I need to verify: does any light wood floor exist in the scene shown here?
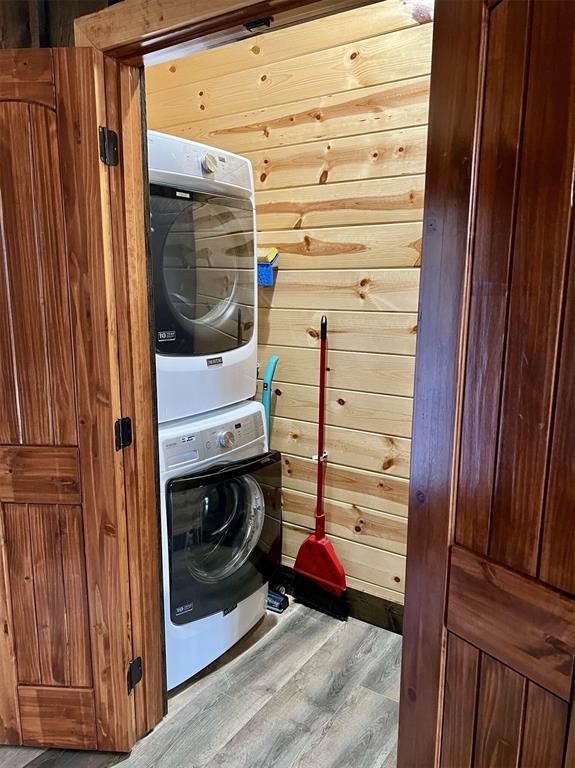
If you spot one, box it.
[0,603,401,768]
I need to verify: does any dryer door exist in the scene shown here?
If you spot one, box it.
[167,452,281,624]
[150,183,255,357]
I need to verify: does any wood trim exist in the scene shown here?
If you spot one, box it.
[0,447,80,505]
[74,0,388,64]
[446,546,575,702]
[18,685,97,750]
[397,2,485,766]
[53,48,136,751]
[103,56,165,739]
[0,51,55,108]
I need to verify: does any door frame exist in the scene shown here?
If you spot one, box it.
[75,0,462,763]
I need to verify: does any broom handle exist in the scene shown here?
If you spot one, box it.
[316,316,328,540]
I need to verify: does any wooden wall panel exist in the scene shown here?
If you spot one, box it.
[247,125,428,190]
[283,488,407,554]
[256,175,425,230]
[258,345,415,397]
[256,223,422,270]
[147,24,433,126]
[257,309,417,355]
[146,1,433,600]
[270,417,411,478]
[283,522,406,593]
[259,269,419,312]
[145,1,432,92]
[281,455,409,518]
[166,77,430,154]
[256,381,413,437]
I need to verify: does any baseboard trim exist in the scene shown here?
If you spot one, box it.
[276,565,403,635]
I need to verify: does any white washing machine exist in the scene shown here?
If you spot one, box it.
[159,399,282,690]
[148,130,258,424]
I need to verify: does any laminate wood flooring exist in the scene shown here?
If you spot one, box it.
[0,603,401,768]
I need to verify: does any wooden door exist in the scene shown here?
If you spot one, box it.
[0,49,161,753]
[399,1,575,766]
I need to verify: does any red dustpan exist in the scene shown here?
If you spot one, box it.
[294,316,347,600]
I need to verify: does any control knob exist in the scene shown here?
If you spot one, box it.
[201,153,218,174]
[218,430,235,449]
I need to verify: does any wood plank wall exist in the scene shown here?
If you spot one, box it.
[145,0,434,604]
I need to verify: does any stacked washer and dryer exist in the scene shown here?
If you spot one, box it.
[148,131,281,691]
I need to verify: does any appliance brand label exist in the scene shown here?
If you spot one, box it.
[175,190,191,199]
[207,356,223,367]
[176,602,194,616]
[158,330,176,342]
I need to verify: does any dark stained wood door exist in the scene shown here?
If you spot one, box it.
[0,49,161,752]
[399,0,575,765]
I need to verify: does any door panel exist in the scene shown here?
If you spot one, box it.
[18,686,97,750]
[442,638,570,768]
[488,0,575,575]
[400,0,575,765]
[521,683,569,768]
[540,230,575,593]
[440,635,479,768]
[0,101,76,446]
[0,48,143,751]
[455,0,530,554]
[447,546,575,701]
[473,655,525,768]
[2,504,92,689]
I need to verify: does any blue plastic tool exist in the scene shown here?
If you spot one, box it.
[262,355,280,441]
[257,251,280,286]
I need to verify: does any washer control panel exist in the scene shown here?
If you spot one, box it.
[163,410,264,470]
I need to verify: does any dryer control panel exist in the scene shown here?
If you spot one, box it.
[163,410,265,471]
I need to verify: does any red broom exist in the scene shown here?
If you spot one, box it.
[294,316,347,616]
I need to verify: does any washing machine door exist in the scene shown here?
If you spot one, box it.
[150,183,255,357]
[167,452,282,624]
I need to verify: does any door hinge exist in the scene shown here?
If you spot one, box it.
[115,417,132,451]
[127,657,143,694]
[99,126,119,166]
[244,16,272,33]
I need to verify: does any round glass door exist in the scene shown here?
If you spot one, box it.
[150,184,255,356]
[171,475,265,584]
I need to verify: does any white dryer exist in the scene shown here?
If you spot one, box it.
[148,131,258,424]
[158,400,282,690]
